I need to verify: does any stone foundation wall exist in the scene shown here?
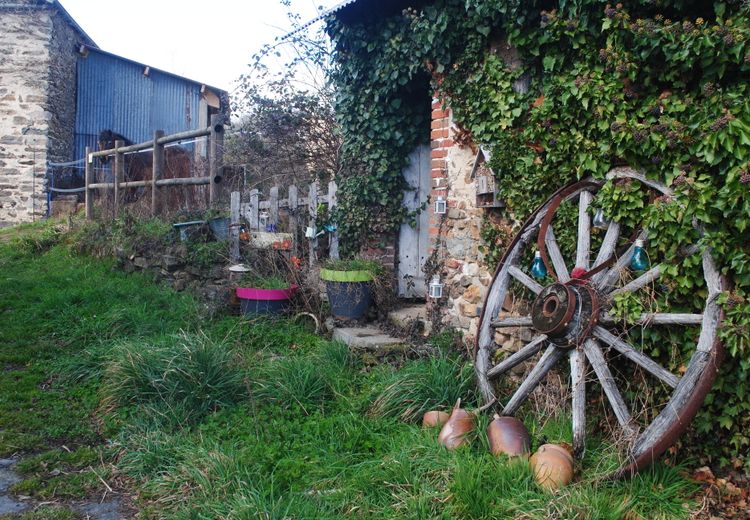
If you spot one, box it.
[0,5,53,225]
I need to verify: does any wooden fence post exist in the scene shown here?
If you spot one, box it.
[269,186,279,229]
[248,189,259,230]
[152,130,164,216]
[328,180,339,260]
[84,146,93,220]
[288,185,298,256]
[208,114,224,207]
[113,139,124,219]
[230,191,241,262]
[308,181,318,268]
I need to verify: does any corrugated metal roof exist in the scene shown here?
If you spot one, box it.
[280,0,359,40]
[74,48,204,160]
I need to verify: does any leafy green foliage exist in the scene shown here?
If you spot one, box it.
[329,0,750,466]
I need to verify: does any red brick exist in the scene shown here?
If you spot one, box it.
[431,149,447,159]
[442,138,455,148]
[428,227,440,236]
[430,130,444,140]
[431,159,446,170]
[432,99,442,110]
[432,109,447,119]
[430,118,447,130]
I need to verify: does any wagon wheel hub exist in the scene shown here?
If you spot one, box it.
[531,281,599,348]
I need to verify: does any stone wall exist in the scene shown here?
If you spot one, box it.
[0,1,82,227]
[0,3,53,225]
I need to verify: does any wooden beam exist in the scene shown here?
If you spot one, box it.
[151,130,164,216]
[113,139,124,219]
[583,339,636,435]
[592,221,620,269]
[596,230,648,290]
[491,316,533,328]
[545,226,570,282]
[599,313,703,326]
[502,345,565,416]
[230,191,240,262]
[508,265,543,294]
[570,348,587,457]
[593,326,679,388]
[208,114,224,206]
[576,190,592,269]
[608,265,662,299]
[84,146,93,220]
[487,335,548,379]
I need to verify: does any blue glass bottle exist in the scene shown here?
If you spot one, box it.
[531,251,548,280]
[630,239,650,271]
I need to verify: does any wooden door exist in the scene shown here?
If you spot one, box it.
[398,145,431,298]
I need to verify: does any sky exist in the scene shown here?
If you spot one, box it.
[58,0,335,96]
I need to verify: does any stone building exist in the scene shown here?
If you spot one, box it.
[0,0,94,225]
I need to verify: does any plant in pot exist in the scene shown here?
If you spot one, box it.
[236,273,298,317]
[205,209,230,241]
[320,258,384,320]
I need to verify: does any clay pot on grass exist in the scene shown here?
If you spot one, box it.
[437,399,475,449]
[487,415,531,457]
[529,443,574,490]
[422,411,450,429]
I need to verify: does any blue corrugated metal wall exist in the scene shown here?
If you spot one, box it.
[74,49,201,161]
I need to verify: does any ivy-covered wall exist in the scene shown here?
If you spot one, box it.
[328,0,750,466]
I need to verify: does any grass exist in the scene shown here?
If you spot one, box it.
[0,219,702,519]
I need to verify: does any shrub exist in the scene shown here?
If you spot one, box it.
[103,332,247,426]
[369,355,477,422]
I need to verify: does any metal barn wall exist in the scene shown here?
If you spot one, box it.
[74,49,202,161]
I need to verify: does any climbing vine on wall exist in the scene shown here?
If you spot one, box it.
[328,0,750,466]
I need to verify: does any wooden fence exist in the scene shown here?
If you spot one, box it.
[228,180,339,265]
[84,114,225,219]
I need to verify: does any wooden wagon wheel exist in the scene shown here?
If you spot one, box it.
[475,167,726,478]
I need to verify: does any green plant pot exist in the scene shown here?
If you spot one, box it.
[320,269,373,320]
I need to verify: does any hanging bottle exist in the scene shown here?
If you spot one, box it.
[593,208,610,230]
[531,251,548,280]
[630,239,650,271]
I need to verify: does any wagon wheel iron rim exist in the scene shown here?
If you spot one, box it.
[474,167,726,479]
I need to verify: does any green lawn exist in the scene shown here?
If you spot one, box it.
[0,220,699,519]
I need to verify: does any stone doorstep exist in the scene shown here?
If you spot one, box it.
[332,326,406,352]
[387,305,433,335]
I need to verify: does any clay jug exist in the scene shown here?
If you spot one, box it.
[437,399,475,449]
[422,410,450,429]
[487,415,531,457]
[529,443,574,490]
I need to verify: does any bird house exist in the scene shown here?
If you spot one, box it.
[471,146,504,208]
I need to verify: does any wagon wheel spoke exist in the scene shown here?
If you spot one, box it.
[592,221,621,270]
[508,265,543,294]
[583,339,637,437]
[544,227,570,282]
[487,335,548,379]
[593,326,679,388]
[570,348,587,457]
[491,316,533,328]
[599,313,703,326]
[502,345,565,416]
[608,265,662,299]
[575,191,592,270]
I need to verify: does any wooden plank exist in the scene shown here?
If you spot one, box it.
[308,181,318,268]
[154,177,211,187]
[606,167,672,196]
[491,316,533,328]
[269,186,279,227]
[599,313,703,326]
[592,221,620,269]
[151,130,164,216]
[583,339,636,435]
[608,265,662,299]
[576,190,592,269]
[593,326,679,388]
[697,249,722,353]
[288,185,299,256]
[230,191,241,262]
[84,146,93,220]
[88,182,115,189]
[508,265,543,294]
[248,189,259,231]
[328,180,339,260]
[487,335,547,379]
[113,139,124,219]
[596,230,648,290]
[208,114,224,205]
[570,348,587,457]
[545,226,570,282]
[502,345,565,416]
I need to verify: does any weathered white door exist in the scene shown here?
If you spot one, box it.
[398,145,431,298]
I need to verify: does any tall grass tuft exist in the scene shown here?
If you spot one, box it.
[103,331,248,426]
[369,355,477,422]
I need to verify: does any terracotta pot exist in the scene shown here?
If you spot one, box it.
[422,410,450,429]
[529,443,574,490]
[487,415,531,457]
[437,399,475,449]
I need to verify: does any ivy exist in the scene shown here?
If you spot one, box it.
[328,0,750,466]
